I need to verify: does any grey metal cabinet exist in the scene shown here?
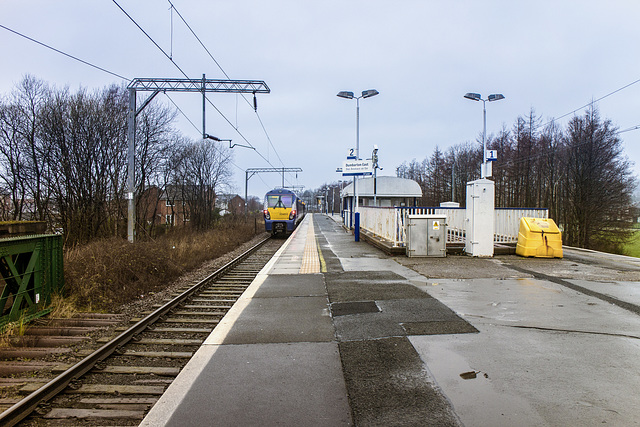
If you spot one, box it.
[406,215,446,257]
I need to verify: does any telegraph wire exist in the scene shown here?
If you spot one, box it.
[472,77,640,170]
[0,24,129,81]
[538,77,640,131]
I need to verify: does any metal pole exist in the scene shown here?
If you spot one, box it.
[374,166,377,206]
[452,159,455,202]
[482,99,486,179]
[244,170,249,216]
[355,97,359,213]
[202,74,206,139]
[127,88,136,243]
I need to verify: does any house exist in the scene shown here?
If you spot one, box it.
[215,194,245,216]
[139,185,190,226]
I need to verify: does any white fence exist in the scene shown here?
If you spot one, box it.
[348,206,549,247]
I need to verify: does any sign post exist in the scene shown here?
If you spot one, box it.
[341,151,372,241]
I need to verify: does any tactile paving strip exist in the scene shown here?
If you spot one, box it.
[299,218,320,274]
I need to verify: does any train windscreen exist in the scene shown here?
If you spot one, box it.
[267,195,293,208]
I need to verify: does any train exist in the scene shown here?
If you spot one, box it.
[263,188,306,235]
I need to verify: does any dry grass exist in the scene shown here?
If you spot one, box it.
[63,216,262,312]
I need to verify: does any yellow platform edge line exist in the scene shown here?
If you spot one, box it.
[317,238,326,273]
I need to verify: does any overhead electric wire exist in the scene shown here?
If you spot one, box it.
[1,13,279,189]
[165,0,287,170]
[164,93,200,132]
[111,0,190,80]
[112,0,295,188]
[0,24,129,81]
[165,92,270,187]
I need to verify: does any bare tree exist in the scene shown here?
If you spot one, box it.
[174,140,234,230]
[562,107,636,250]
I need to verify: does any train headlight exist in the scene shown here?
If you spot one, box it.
[263,209,270,220]
[289,209,296,220]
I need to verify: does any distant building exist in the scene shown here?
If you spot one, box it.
[139,185,189,226]
[215,194,245,216]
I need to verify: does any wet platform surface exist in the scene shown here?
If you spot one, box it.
[142,214,640,427]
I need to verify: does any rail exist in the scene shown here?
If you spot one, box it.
[0,235,272,427]
[352,206,549,247]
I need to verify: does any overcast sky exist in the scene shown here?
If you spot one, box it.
[2,1,640,198]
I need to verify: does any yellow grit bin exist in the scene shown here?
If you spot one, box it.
[515,217,563,258]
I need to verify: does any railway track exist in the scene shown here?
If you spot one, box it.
[1,235,282,426]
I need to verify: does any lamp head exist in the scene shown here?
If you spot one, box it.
[362,89,379,98]
[488,93,505,102]
[337,91,355,99]
[464,92,481,101]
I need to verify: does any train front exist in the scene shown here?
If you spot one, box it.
[263,190,297,235]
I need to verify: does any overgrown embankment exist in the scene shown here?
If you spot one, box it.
[63,217,264,312]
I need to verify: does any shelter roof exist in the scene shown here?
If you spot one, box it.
[340,176,422,198]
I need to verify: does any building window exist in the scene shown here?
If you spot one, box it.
[166,214,174,225]
[166,199,174,207]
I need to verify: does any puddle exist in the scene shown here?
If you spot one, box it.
[460,370,489,380]
[410,336,545,426]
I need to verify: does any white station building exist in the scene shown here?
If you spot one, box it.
[340,176,422,208]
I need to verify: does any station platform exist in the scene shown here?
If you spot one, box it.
[141,213,469,426]
[141,214,640,427]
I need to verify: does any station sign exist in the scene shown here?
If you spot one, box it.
[342,159,373,176]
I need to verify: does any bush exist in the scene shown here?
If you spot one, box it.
[63,216,262,311]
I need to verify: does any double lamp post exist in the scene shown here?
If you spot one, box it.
[337,89,379,241]
[463,92,505,178]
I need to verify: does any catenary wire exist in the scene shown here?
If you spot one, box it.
[1,17,287,190]
[165,92,270,188]
[165,0,287,170]
[112,0,295,187]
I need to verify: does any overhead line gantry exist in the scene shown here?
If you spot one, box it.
[127,76,270,242]
[245,167,303,214]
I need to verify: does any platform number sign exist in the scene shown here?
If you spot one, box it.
[485,150,497,162]
[347,148,357,160]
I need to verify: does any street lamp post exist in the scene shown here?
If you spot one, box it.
[463,93,505,178]
[337,89,379,241]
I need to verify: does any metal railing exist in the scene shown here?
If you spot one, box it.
[495,207,548,243]
[352,206,549,247]
[0,234,64,327]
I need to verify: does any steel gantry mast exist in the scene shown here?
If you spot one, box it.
[126,76,270,242]
[245,167,303,215]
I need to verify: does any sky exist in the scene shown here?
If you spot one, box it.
[2,1,640,199]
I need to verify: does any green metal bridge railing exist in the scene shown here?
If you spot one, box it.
[0,234,64,327]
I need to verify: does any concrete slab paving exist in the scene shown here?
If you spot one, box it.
[143,213,640,427]
[219,295,335,345]
[566,278,640,307]
[252,273,326,298]
[164,342,350,427]
[414,276,640,426]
